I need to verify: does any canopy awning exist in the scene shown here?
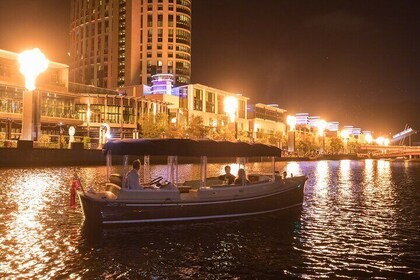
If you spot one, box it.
[103,139,281,157]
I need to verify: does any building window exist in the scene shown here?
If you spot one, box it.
[193,89,203,111]
[168,14,174,27]
[157,14,163,27]
[147,14,153,27]
[206,91,215,113]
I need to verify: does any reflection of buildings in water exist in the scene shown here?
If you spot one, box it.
[285,161,301,178]
[313,160,330,200]
[337,159,352,201]
[1,172,53,276]
[364,159,375,194]
[299,160,401,275]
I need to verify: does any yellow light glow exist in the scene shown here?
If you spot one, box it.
[376,136,385,146]
[170,117,177,124]
[317,119,327,136]
[18,48,49,91]
[86,108,91,120]
[224,96,238,122]
[286,115,296,131]
[365,133,373,144]
[340,130,350,140]
[384,138,390,146]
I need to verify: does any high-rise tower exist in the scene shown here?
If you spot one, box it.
[69,0,191,88]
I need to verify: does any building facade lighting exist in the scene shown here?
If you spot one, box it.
[224,96,238,122]
[18,48,49,91]
[286,115,296,131]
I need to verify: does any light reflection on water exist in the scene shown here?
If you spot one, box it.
[0,160,419,279]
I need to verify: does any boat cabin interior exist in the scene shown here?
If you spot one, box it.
[83,139,298,203]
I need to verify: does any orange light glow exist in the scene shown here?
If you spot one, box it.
[340,130,350,140]
[286,115,296,131]
[224,96,238,122]
[317,119,327,136]
[18,48,49,91]
[365,133,373,144]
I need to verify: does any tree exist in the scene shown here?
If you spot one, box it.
[328,137,344,154]
[165,123,185,138]
[186,115,209,139]
[268,131,283,147]
[210,125,235,141]
[140,113,168,138]
[348,140,361,154]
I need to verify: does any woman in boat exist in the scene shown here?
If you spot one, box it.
[234,168,250,185]
[125,159,143,189]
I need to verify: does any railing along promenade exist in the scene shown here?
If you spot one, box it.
[360,145,420,158]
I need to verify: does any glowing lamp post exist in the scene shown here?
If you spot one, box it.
[224,96,238,139]
[317,119,327,154]
[18,48,49,141]
[286,115,296,153]
[365,133,373,144]
[375,136,385,146]
[340,130,350,154]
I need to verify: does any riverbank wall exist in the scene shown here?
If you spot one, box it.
[0,147,371,168]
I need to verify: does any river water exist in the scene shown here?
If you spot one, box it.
[0,160,419,279]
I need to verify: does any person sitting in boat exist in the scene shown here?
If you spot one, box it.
[234,168,250,185]
[218,165,236,184]
[125,159,143,189]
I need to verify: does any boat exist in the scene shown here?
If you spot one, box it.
[77,139,307,226]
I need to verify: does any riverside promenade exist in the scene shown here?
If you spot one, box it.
[0,145,366,168]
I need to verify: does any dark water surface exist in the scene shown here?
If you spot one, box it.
[0,160,419,279]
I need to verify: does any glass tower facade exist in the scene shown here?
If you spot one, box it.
[69,0,192,88]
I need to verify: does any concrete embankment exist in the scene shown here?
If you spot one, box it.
[0,148,106,167]
[0,147,317,168]
[0,147,370,168]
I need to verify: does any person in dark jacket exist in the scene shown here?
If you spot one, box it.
[218,165,236,184]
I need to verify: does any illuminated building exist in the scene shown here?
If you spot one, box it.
[295,113,309,126]
[0,49,167,142]
[69,0,191,88]
[248,103,287,141]
[308,116,320,128]
[328,121,339,132]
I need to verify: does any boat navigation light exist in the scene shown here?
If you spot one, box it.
[18,48,49,91]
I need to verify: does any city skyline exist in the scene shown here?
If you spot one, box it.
[0,0,418,137]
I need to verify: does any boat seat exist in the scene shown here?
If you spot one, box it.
[109,173,123,187]
[117,188,181,202]
[183,177,223,188]
[198,185,246,199]
[105,183,121,196]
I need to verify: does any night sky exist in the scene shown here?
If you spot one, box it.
[0,0,418,138]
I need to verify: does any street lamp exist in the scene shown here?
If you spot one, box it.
[18,48,49,141]
[286,115,296,153]
[224,96,238,139]
[317,119,327,154]
[86,105,91,138]
[340,130,350,154]
[365,133,373,144]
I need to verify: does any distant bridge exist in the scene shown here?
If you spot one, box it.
[360,145,420,159]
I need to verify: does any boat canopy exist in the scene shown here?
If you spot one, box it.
[103,139,281,157]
